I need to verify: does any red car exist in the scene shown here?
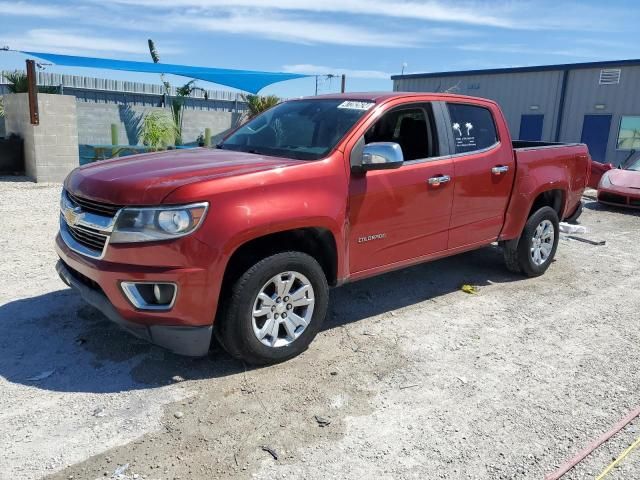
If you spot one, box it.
[55,92,590,364]
[588,160,614,189]
[597,152,640,208]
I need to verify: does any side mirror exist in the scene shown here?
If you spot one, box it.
[359,142,404,171]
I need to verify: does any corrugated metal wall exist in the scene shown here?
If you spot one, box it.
[561,66,640,166]
[393,65,640,166]
[394,71,564,142]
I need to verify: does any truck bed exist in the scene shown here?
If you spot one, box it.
[512,140,584,150]
[499,142,591,241]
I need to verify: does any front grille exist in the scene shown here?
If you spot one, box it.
[66,191,123,217]
[66,223,108,252]
[599,192,627,205]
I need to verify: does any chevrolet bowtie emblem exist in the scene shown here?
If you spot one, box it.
[63,206,82,226]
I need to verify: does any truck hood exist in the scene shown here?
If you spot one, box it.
[65,148,305,205]
[606,168,640,189]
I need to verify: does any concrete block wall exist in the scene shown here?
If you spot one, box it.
[75,103,240,145]
[4,93,79,182]
[181,109,240,144]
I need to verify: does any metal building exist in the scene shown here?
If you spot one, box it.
[392,59,640,166]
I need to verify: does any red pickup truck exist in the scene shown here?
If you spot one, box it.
[56,93,590,364]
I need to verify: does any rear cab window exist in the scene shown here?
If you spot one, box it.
[446,103,498,154]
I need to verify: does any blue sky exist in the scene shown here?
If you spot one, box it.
[0,0,637,97]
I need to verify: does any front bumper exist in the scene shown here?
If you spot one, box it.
[597,186,640,209]
[56,260,212,356]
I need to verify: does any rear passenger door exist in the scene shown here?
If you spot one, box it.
[444,102,515,249]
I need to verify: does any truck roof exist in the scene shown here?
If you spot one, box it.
[298,91,495,104]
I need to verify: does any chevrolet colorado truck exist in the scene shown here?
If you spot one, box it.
[56,93,591,364]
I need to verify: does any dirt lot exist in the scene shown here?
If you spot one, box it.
[1,178,639,480]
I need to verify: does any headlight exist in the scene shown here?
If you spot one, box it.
[110,202,208,243]
[599,173,611,188]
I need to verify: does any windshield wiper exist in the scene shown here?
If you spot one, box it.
[216,144,263,155]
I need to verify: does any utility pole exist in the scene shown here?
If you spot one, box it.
[341,74,346,93]
[315,74,344,95]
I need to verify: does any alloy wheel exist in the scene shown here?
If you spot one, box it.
[531,219,554,266]
[251,271,315,348]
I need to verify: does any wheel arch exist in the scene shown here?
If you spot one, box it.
[499,185,567,242]
[221,227,339,294]
[528,188,566,219]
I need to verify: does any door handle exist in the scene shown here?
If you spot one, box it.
[427,175,451,186]
[491,165,509,175]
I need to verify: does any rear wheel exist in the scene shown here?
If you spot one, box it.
[503,206,559,277]
[565,200,583,224]
[217,251,329,365]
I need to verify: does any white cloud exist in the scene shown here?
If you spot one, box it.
[108,0,628,32]
[0,1,69,17]
[1,29,180,57]
[283,64,392,79]
[112,0,515,28]
[174,11,418,47]
[457,43,596,58]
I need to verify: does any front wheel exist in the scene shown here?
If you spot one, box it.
[216,252,329,365]
[503,206,560,277]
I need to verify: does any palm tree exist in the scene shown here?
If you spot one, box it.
[147,39,208,145]
[240,94,280,123]
[3,71,58,94]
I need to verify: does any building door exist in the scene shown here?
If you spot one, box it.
[581,115,612,163]
[519,114,544,141]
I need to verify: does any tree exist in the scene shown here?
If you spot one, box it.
[147,39,208,145]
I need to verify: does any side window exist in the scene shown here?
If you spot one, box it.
[364,105,438,161]
[447,103,498,154]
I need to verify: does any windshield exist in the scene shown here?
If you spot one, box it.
[624,152,640,171]
[219,99,375,160]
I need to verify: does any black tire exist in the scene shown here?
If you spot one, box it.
[564,200,584,224]
[503,206,560,277]
[502,239,521,274]
[216,251,329,365]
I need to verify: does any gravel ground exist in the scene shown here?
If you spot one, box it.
[1,179,639,480]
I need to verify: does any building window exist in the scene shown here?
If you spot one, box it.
[617,116,640,150]
[446,103,498,154]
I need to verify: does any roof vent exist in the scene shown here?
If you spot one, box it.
[599,69,621,85]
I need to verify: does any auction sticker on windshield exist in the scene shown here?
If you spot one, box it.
[337,101,375,111]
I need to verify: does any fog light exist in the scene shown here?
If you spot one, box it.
[153,284,174,304]
[121,282,177,310]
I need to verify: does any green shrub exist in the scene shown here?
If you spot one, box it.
[3,71,58,94]
[139,111,177,151]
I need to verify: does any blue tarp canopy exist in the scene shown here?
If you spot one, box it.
[20,51,308,93]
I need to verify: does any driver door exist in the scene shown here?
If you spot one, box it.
[348,103,454,275]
